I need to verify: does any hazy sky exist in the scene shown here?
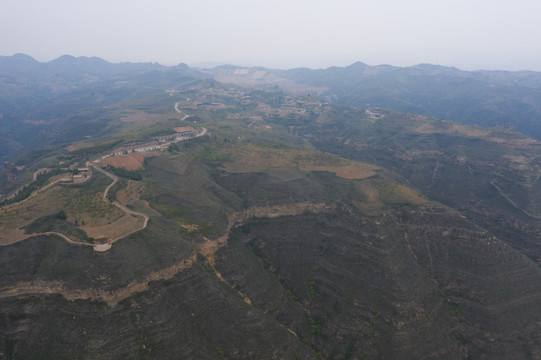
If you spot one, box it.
[2,0,541,71]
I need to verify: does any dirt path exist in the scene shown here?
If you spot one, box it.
[1,174,71,210]
[1,167,149,251]
[490,179,541,219]
[0,251,197,307]
[91,165,150,246]
[2,121,206,251]
[197,127,207,137]
[174,102,192,121]
[0,231,95,248]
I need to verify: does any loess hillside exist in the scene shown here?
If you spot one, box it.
[0,74,540,359]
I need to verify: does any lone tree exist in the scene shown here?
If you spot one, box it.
[57,209,67,220]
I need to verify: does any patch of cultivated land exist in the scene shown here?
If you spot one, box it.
[82,213,145,240]
[414,121,491,137]
[354,180,428,216]
[115,180,146,205]
[66,192,123,226]
[219,144,378,179]
[297,160,377,180]
[0,174,141,244]
[412,118,541,148]
[101,151,161,170]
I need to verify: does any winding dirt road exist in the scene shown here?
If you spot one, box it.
[1,166,150,252]
[90,165,150,249]
[1,174,72,210]
[174,101,190,118]
[0,202,335,306]
[1,231,95,248]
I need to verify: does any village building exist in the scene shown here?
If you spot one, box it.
[73,167,93,183]
[174,126,197,138]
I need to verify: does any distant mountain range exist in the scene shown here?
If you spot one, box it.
[0,53,193,77]
[2,53,541,166]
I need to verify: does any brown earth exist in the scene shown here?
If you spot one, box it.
[221,146,378,180]
[101,152,160,170]
[115,180,146,205]
[49,173,71,183]
[0,251,198,307]
[115,180,158,215]
[354,182,384,215]
[413,120,541,148]
[0,186,81,244]
[0,172,138,245]
[223,147,294,172]
[414,121,490,137]
[82,213,144,240]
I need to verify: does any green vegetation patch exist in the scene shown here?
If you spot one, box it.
[0,169,64,206]
[106,165,143,180]
[66,192,122,226]
[196,140,378,180]
[70,140,122,156]
[379,183,427,205]
[23,211,94,243]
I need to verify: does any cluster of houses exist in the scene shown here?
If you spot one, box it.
[366,109,384,119]
[59,167,93,184]
[98,126,200,162]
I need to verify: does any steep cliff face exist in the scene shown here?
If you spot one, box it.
[0,263,317,359]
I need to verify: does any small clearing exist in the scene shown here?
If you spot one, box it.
[354,182,384,216]
[219,145,378,180]
[413,120,541,149]
[82,213,144,240]
[116,180,146,205]
[298,163,376,180]
[101,151,160,170]
[0,173,138,245]
[414,121,490,138]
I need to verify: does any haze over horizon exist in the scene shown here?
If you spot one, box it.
[2,0,541,72]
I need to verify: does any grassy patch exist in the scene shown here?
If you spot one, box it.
[106,165,143,180]
[0,169,64,206]
[201,141,378,180]
[379,183,426,205]
[24,212,94,243]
